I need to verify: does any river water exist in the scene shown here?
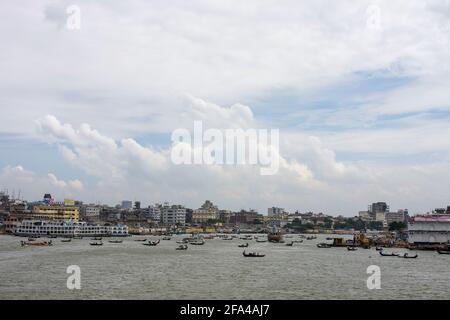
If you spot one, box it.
[0,234,449,299]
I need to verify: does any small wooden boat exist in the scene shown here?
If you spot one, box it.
[401,253,418,259]
[108,240,123,244]
[379,251,399,257]
[256,238,267,243]
[347,246,358,251]
[91,237,102,241]
[238,243,249,248]
[49,235,58,239]
[317,243,332,248]
[134,238,147,242]
[242,250,265,257]
[286,242,294,247]
[293,240,303,243]
[306,236,317,240]
[162,236,171,240]
[326,237,333,241]
[28,237,37,241]
[437,249,450,255]
[176,244,188,250]
[61,239,72,243]
[143,240,160,246]
[73,235,83,239]
[89,241,103,246]
[376,247,383,251]
[21,240,52,247]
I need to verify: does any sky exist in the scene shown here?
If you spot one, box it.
[1,0,450,216]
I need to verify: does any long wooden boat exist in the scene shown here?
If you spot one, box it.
[238,243,249,248]
[21,240,53,247]
[89,241,103,246]
[437,249,450,255]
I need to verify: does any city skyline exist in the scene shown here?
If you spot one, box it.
[2,1,450,216]
[2,190,447,218]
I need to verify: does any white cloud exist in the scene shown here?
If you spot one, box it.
[1,1,450,213]
[0,166,84,201]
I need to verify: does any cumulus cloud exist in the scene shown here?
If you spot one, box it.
[1,1,450,213]
[0,166,84,201]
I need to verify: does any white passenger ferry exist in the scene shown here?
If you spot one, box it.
[14,220,128,237]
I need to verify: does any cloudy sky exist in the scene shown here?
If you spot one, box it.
[1,0,450,215]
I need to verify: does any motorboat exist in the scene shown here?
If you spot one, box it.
[242,250,265,257]
[143,239,160,246]
[401,253,418,259]
[379,251,399,257]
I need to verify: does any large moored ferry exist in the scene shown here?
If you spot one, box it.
[14,220,128,237]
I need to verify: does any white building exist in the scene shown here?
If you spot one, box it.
[83,205,101,218]
[161,203,186,225]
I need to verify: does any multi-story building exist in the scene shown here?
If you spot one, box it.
[230,210,262,225]
[121,200,132,210]
[267,207,285,217]
[358,211,371,221]
[369,202,389,214]
[147,204,162,222]
[218,210,232,224]
[386,209,407,225]
[192,200,219,223]
[32,205,79,222]
[83,205,101,217]
[161,203,186,226]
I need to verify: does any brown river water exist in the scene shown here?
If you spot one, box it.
[0,234,449,299]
